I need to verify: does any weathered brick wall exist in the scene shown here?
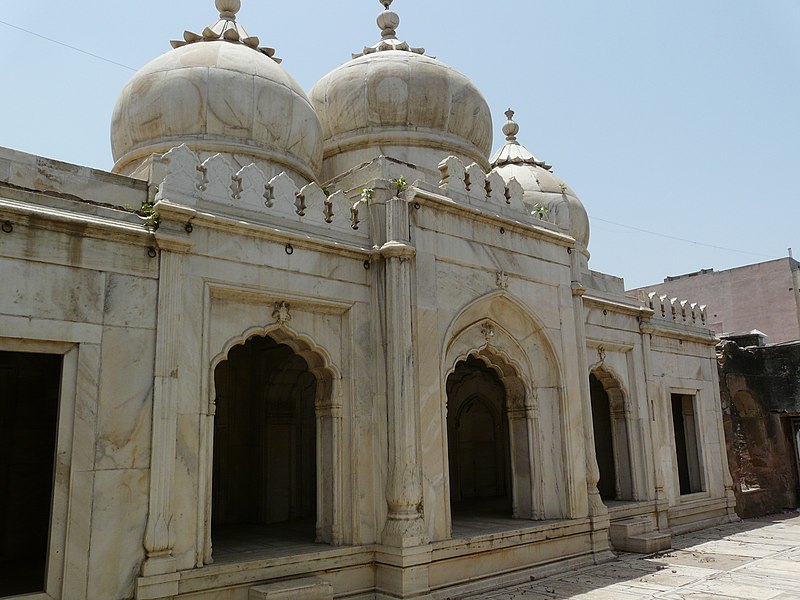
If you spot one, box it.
[717,339,800,517]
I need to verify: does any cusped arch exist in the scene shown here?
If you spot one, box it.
[205,322,344,560]
[588,362,636,501]
[210,323,341,411]
[441,292,565,522]
[446,340,531,411]
[589,363,628,413]
[442,291,564,390]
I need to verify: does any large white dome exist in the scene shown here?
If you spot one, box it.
[309,2,492,181]
[111,1,323,183]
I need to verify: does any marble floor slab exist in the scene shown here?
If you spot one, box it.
[469,512,800,599]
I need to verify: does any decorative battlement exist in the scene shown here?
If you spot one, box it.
[152,145,365,235]
[438,156,527,215]
[644,291,708,327]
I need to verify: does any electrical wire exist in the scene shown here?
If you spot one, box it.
[592,216,777,259]
[0,20,786,266]
[0,19,136,72]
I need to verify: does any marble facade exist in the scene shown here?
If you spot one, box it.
[0,1,737,599]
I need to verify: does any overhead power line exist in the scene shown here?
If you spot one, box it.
[592,216,776,260]
[0,19,136,72]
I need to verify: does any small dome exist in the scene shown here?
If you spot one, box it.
[491,110,590,249]
[111,2,322,182]
[309,1,492,181]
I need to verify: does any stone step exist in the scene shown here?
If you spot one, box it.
[250,577,333,600]
[619,531,673,554]
[609,517,653,539]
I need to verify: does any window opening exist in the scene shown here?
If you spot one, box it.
[0,351,62,597]
[671,393,703,494]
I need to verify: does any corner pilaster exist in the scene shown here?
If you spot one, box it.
[141,205,194,579]
[379,189,428,549]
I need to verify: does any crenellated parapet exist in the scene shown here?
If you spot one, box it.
[438,156,527,216]
[645,292,708,327]
[152,144,366,235]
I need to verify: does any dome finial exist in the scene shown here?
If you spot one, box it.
[216,0,241,20]
[491,108,553,170]
[376,0,400,40]
[354,0,424,58]
[502,109,520,141]
[171,0,281,62]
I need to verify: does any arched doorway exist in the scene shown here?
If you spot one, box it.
[446,356,512,517]
[212,334,318,551]
[589,371,633,502]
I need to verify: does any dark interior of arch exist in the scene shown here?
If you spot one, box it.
[590,373,617,501]
[446,356,511,517]
[212,335,317,549]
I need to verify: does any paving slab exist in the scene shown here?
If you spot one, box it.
[471,512,800,600]
[645,549,752,571]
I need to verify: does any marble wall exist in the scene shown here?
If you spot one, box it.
[0,149,737,599]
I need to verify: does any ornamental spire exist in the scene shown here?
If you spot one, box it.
[353,0,425,59]
[490,109,553,171]
[170,0,281,63]
[503,109,520,142]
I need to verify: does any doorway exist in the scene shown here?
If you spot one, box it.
[212,335,317,553]
[0,351,62,597]
[446,357,511,517]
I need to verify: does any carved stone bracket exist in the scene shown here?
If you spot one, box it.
[272,301,292,326]
[571,281,586,297]
[496,270,509,290]
[481,321,496,345]
[380,240,416,261]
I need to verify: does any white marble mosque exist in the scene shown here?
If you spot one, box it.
[0,1,738,598]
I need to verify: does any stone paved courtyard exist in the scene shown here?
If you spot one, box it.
[466,513,800,599]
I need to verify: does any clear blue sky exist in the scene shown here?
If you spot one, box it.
[1,0,798,289]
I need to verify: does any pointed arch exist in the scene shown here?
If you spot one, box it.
[210,323,341,410]
[204,324,343,565]
[442,290,564,391]
[589,362,628,415]
[589,364,634,502]
[445,332,533,412]
[440,292,566,527]
[446,357,510,509]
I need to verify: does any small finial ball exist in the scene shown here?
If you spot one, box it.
[381,0,394,8]
[502,109,520,138]
[216,0,241,16]
[377,10,401,33]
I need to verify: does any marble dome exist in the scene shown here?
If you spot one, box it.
[309,1,493,181]
[111,0,323,182]
[491,111,590,249]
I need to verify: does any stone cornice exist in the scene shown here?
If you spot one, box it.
[156,200,374,260]
[640,319,718,346]
[410,186,577,249]
[0,196,154,247]
[583,293,654,317]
